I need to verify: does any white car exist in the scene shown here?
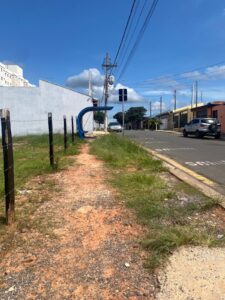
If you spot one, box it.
[108,122,122,132]
[183,118,221,139]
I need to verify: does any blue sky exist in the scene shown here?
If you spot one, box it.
[1,0,225,119]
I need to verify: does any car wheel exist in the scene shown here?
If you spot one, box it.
[195,130,203,138]
[215,133,221,139]
[183,130,188,137]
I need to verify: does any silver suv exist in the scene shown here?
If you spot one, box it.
[183,118,221,139]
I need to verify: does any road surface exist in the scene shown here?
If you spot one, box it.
[125,130,225,187]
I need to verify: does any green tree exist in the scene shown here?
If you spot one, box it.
[126,107,147,129]
[94,111,105,128]
[148,118,161,130]
[113,112,127,125]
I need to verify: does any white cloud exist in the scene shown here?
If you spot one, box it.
[142,89,173,96]
[66,68,104,89]
[109,83,144,103]
[65,68,143,102]
[151,101,166,111]
[180,65,225,81]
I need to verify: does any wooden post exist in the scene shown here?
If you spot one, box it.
[1,110,15,225]
[71,116,75,144]
[63,115,67,150]
[48,113,54,166]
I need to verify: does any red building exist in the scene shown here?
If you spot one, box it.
[191,101,225,133]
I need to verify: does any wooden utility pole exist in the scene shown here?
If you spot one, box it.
[102,53,117,131]
[149,101,152,118]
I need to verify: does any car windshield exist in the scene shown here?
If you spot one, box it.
[201,119,216,124]
[109,122,120,126]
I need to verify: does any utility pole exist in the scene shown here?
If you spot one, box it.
[195,80,198,108]
[102,53,117,132]
[88,70,95,130]
[174,90,177,111]
[191,83,194,108]
[160,96,162,114]
[148,101,152,130]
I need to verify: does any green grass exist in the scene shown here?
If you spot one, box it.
[0,134,84,225]
[91,134,225,269]
[90,133,165,171]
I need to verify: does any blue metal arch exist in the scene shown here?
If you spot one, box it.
[77,106,113,138]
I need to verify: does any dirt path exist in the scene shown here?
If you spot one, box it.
[0,144,156,299]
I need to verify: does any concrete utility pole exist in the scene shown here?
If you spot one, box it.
[160,96,162,114]
[191,83,195,108]
[102,53,117,132]
[148,101,152,130]
[174,90,177,111]
[195,80,198,108]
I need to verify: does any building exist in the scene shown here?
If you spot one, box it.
[173,103,204,130]
[0,62,32,87]
[155,111,173,130]
[191,101,225,133]
[0,80,94,136]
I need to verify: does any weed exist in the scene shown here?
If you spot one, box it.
[91,134,224,270]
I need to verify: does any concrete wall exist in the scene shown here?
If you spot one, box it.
[0,80,93,136]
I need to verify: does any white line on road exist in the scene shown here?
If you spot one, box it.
[155,147,195,152]
[185,160,225,167]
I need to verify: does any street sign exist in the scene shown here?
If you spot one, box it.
[119,89,128,102]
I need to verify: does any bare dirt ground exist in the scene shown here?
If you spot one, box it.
[0,144,156,300]
[157,246,225,300]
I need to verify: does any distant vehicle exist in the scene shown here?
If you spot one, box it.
[108,122,122,132]
[183,118,221,139]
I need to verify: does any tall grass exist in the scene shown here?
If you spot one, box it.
[91,134,224,269]
[0,134,84,224]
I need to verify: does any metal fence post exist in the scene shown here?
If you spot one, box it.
[48,113,54,166]
[1,110,15,225]
[71,116,75,144]
[63,115,67,150]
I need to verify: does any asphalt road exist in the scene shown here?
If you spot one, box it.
[125,130,225,187]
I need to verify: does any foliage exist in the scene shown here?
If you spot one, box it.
[94,111,105,126]
[114,106,147,129]
[91,134,224,269]
[126,106,147,123]
[148,118,161,130]
[113,112,127,125]
[0,134,84,224]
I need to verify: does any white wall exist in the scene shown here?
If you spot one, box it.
[0,80,93,136]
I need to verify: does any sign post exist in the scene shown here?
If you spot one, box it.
[119,89,127,136]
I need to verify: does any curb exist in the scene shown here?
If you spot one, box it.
[142,146,225,209]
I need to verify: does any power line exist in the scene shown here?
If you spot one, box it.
[111,0,138,72]
[117,0,160,82]
[115,0,148,78]
[124,59,225,87]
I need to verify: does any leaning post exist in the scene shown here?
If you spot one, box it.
[1,109,15,225]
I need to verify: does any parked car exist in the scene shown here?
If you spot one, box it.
[108,122,122,132]
[183,118,221,139]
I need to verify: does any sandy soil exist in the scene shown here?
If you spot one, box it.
[157,246,225,300]
[0,144,156,299]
